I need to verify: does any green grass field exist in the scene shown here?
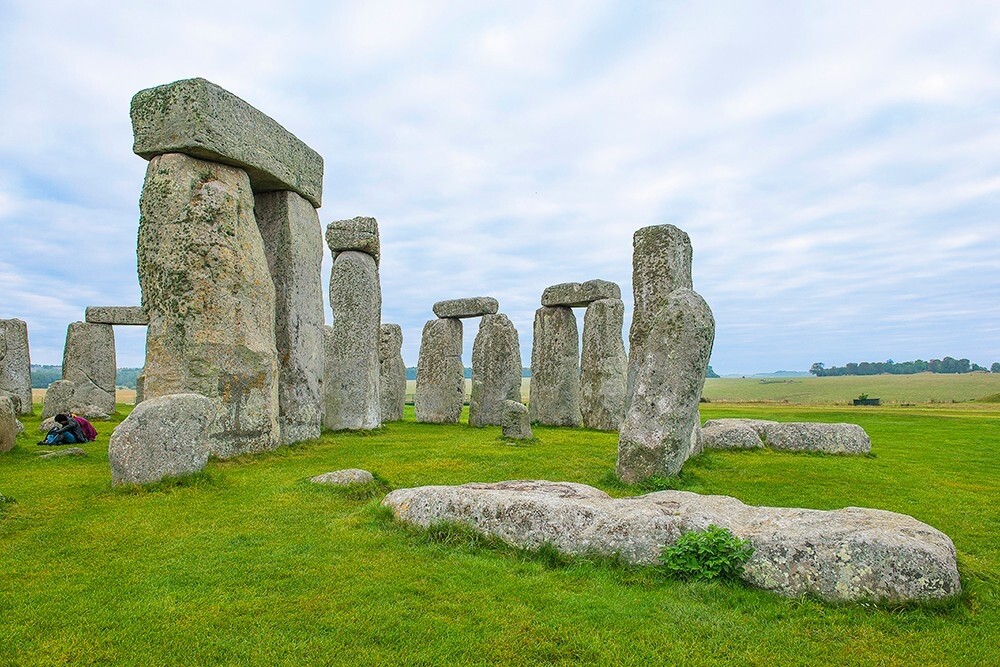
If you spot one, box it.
[2,401,998,666]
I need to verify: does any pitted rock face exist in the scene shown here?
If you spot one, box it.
[541,279,621,307]
[414,318,464,424]
[46,322,116,419]
[528,306,581,427]
[432,297,499,319]
[0,318,33,416]
[469,314,522,427]
[580,298,627,431]
[379,324,406,423]
[500,400,532,440]
[310,469,375,486]
[326,217,380,265]
[383,480,962,603]
[700,422,765,450]
[700,418,871,454]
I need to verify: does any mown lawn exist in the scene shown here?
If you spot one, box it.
[1,402,998,666]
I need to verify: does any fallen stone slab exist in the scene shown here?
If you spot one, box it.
[541,279,621,307]
[310,469,375,486]
[38,447,86,460]
[699,422,764,450]
[701,418,871,454]
[383,480,961,603]
[326,216,380,265]
[433,297,498,319]
[85,306,149,326]
[131,77,324,207]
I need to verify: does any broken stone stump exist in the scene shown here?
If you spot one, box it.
[414,318,464,424]
[109,393,216,486]
[41,322,116,419]
[255,190,324,444]
[310,469,375,486]
[580,297,627,431]
[617,288,715,482]
[326,216,380,266]
[528,306,581,427]
[432,297,499,319]
[469,314,522,427]
[379,324,406,423]
[0,395,16,453]
[0,318,34,416]
[137,152,280,458]
[325,250,381,430]
[500,400,532,440]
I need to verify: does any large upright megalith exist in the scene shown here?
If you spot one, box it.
[138,153,280,457]
[580,298,627,431]
[0,318,32,416]
[414,318,464,424]
[469,314,522,427]
[528,306,581,426]
[256,190,324,444]
[0,395,16,453]
[325,240,381,431]
[379,324,406,423]
[43,322,116,419]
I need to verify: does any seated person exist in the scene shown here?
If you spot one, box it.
[38,413,88,446]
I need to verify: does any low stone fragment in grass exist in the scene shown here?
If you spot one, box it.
[310,469,375,486]
[38,447,86,460]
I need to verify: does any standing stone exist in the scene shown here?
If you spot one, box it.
[255,190,324,444]
[108,393,216,486]
[326,217,380,266]
[500,400,532,440]
[325,250,381,430]
[627,225,693,404]
[42,322,116,419]
[0,319,32,416]
[414,318,464,424]
[378,324,406,423]
[580,298,627,431]
[618,288,715,482]
[469,314,522,427]
[134,373,145,405]
[528,307,581,427]
[138,152,280,458]
[0,395,16,453]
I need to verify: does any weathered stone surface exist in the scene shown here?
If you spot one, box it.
[325,251,381,430]
[0,395,16,453]
[379,324,406,423]
[580,298,627,431]
[700,422,764,450]
[38,416,58,433]
[528,306,581,427]
[618,288,714,482]
[326,217,380,265]
[432,297,498,319]
[469,314,522,427]
[50,322,116,419]
[109,393,216,486]
[15,419,24,435]
[42,380,76,420]
[501,400,532,440]
[256,190,324,445]
[38,447,86,460]
[138,153,280,458]
[541,279,621,307]
[700,418,777,436]
[384,480,961,602]
[0,318,33,416]
[627,225,693,403]
[701,418,871,454]
[414,318,464,424]
[131,78,324,207]
[85,306,148,326]
[310,469,375,486]
[134,373,145,405]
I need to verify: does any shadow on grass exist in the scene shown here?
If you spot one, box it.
[108,470,223,496]
[300,472,393,501]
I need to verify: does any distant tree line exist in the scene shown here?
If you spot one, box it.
[809,358,996,377]
[30,365,143,389]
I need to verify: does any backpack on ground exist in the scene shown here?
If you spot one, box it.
[72,415,98,442]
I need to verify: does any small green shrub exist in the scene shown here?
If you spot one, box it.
[658,525,754,582]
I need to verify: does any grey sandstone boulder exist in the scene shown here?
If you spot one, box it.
[501,400,532,440]
[432,297,499,319]
[699,422,764,450]
[414,318,465,424]
[700,418,871,454]
[541,279,621,307]
[379,324,406,423]
[383,480,961,603]
[42,380,77,420]
[310,469,375,486]
[85,306,148,326]
[108,393,216,486]
[701,418,776,437]
[326,217,380,265]
[469,314,522,427]
[579,298,627,431]
[528,306,581,427]
[617,288,714,482]
[256,190,324,445]
[138,152,280,458]
[38,416,58,433]
[131,78,324,207]
[325,250,381,430]
[0,318,33,416]
[0,395,16,453]
[50,322,116,419]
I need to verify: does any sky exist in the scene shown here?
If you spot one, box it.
[1,1,998,374]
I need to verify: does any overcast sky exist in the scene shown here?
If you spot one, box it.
[1,1,998,374]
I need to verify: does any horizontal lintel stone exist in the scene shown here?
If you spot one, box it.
[541,279,621,307]
[326,216,380,265]
[85,306,149,326]
[433,297,499,319]
[131,77,324,208]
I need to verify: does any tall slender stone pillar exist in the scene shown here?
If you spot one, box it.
[42,321,116,419]
[414,318,464,424]
[379,324,406,423]
[469,314,522,427]
[580,298,627,430]
[0,318,33,416]
[528,306,581,426]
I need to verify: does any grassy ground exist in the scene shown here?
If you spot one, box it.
[2,402,998,666]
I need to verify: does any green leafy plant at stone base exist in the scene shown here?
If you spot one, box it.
[658,525,754,581]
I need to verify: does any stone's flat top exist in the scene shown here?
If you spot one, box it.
[310,469,375,486]
[131,77,324,207]
[85,306,149,326]
[541,280,621,307]
[326,217,380,265]
[433,297,499,319]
